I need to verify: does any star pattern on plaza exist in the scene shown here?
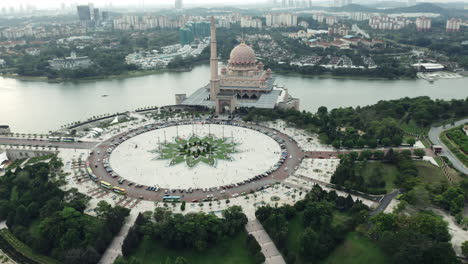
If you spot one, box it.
[150,136,238,167]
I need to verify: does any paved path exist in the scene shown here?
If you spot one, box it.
[370,189,401,216]
[245,218,286,264]
[0,221,6,229]
[98,214,137,264]
[428,118,468,174]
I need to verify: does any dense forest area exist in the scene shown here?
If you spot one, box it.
[0,160,129,264]
[242,96,468,148]
[256,184,369,263]
[117,206,264,264]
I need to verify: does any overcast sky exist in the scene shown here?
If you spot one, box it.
[4,0,261,8]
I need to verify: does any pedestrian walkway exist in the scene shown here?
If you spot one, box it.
[245,218,286,264]
[98,214,137,264]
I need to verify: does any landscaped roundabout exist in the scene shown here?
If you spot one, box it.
[153,135,237,167]
[88,120,303,201]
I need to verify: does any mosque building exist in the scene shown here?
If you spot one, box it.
[179,17,299,114]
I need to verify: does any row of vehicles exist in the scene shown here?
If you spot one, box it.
[48,136,75,142]
[100,181,127,195]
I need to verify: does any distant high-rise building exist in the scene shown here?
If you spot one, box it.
[94,8,100,21]
[77,5,91,21]
[415,16,431,32]
[102,11,110,21]
[175,0,183,10]
[446,18,461,32]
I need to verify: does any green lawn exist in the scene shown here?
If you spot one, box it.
[359,162,398,193]
[359,161,447,193]
[414,161,447,184]
[399,120,429,136]
[285,212,304,256]
[129,231,256,264]
[321,232,389,264]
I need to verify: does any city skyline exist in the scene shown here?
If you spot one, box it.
[4,0,468,9]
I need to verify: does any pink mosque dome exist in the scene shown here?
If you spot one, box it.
[229,43,257,65]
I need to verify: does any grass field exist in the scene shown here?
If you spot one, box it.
[358,161,448,193]
[359,162,398,193]
[321,232,389,264]
[414,161,448,184]
[399,120,429,136]
[129,231,256,264]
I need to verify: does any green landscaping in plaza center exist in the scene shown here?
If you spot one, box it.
[150,135,238,167]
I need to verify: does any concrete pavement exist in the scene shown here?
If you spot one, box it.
[98,214,137,264]
[428,118,468,175]
[245,218,286,264]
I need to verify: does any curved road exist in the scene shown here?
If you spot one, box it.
[428,118,468,175]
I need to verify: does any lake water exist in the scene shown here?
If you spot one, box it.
[0,64,466,133]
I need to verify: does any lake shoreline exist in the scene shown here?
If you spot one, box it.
[1,64,420,83]
[0,68,193,83]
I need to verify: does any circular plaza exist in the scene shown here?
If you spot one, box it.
[108,123,282,189]
[87,119,303,201]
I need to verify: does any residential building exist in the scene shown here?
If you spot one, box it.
[446,18,461,32]
[416,16,431,32]
[241,16,263,29]
[265,13,297,27]
[326,16,338,26]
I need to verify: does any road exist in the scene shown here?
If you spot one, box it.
[0,137,97,149]
[428,118,468,175]
[370,189,401,216]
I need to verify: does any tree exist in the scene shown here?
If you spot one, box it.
[122,227,140,256]
[413,149,425,159]
[382,137,392,147]
[405,185,430,209]
[174,257,189,264]
[407,138,416,146]
[222,206,248,236]
[299,227,319,260]
[462,241,468,257]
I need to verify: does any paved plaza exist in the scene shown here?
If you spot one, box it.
[295,158,340,183]
[109,124,282,189]
[265,120,335,151]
